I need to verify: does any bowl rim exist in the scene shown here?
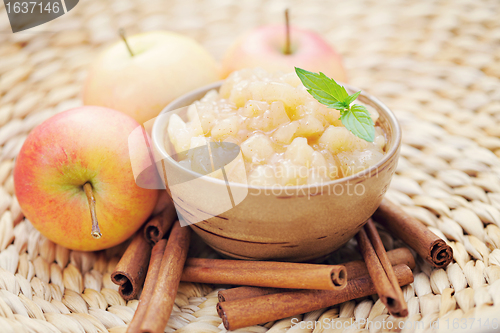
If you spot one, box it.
[152,80,401,191]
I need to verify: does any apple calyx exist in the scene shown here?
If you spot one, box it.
[284,9,291,55]
[119,28,135,57]
[83,182,102,239]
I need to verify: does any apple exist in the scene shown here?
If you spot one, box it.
[221,25,347,82]
[13,106,158,251]
[83,31,220,125]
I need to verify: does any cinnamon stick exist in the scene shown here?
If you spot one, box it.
[182,266,347,290]
[356,219,407,317]
[140,221,191,333]
[217,247,415,302]
[111,227,152,300]
[185,257,341,271]
[373,198,453,268]
[217,264,414,330]
[127,239,167,333]
[183,258,346,290]
[344,247,415,278]
[152,190,172,215]
[219,287,281,303]
[143,202,177,245]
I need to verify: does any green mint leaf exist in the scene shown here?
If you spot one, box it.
[295,67,348,106]
[344,91,361,106]
[330,101,349,111]
[341,104,375,142]
[295,67,375,142]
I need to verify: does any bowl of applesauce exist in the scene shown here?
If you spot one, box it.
[152,68,401,261]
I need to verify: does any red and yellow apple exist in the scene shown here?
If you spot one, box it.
[13,106,158,251]
[221,25,347,81]
[83,31,220,125]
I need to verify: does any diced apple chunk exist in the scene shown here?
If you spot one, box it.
[241,100,268,117]
[248,165,277,187]
[211,116,240,141]
[366,104,380,123]
[229,81,251,107]
[325,109,342,126]
[187,104,198,122]
[199,112,216,134]
[188,120,204,138]
[311,151,327,169]
[296,115,324,138]
[373,127,386,151]
[285,137,314,167]
[318,126,368,154]
[201,89,219,102]
[210,152,247,184]
[189,140,212,175]
[319,150,342,180]
[168,114,192,154]
[250,101,290,132]
[190,136,206,149]
[279,72,302,87]
[250,81,305,110]
[224,153,248,184]
[272,121,299,144]
[168,113,186,132]
[308,151,330,184]
[269,101,290,128]
[185,105,205,136]
[337,150,384,176]
[275,160,308,186]
[241,134,274,163]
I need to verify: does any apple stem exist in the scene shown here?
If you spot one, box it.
[119,28,134,57]
[284,8,291,55]
[83,182,102,239]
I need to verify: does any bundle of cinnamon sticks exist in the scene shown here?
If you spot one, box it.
[112,198,453,333]
[111,203,177,300]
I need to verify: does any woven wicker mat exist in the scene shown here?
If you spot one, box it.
[1,0,500,332]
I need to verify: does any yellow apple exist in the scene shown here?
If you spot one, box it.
[83,31,220,125]
[221,25,347,82]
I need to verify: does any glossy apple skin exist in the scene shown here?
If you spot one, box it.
[222,25,347,82]
[13,107,158,251]
[83,31,220,125]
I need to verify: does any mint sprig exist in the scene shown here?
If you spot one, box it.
[295,67,375,142]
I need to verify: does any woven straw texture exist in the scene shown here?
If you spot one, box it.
[1,0,500,332]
